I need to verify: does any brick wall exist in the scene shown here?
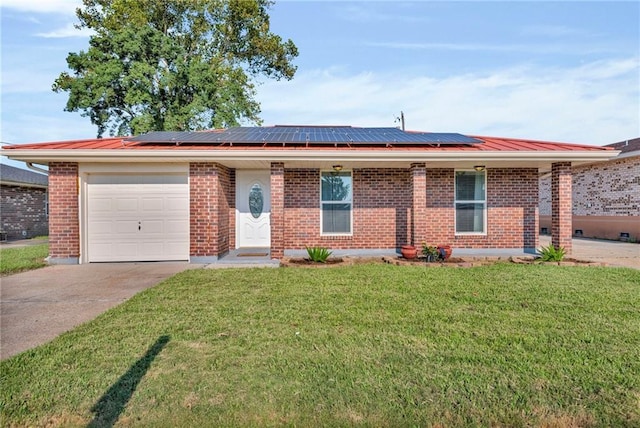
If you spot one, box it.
[282,167,538,251]
[426,168,538,249]
[48,162,79,261]
[228,169,236,250]
[1,184,48,240]
[217,165,232,255]
[540,156,639,216]
[540,155,639,240]
[410,163,427,246]
[284,168,411,249]
[189,162,232,259]
[271,163,285,258]
[425,169,455,245]
[551,162,572,252]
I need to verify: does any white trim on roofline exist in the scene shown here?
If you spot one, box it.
[2,148,620,165]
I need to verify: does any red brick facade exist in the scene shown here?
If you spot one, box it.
[283,168,412,250]
[425,169,455,245]
[189,162,233,261]
[280,167,538,252]
[551,162,573,253]
[410,163,427,246]
[48,162,79,262]
[45,163,547,263]
[270,162,286,259]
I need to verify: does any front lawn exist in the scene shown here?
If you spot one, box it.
[0,243,48,275]
[1,264,639,427]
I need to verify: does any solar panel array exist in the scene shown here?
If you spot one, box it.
[127,126,483,146]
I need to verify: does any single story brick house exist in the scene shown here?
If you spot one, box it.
[540,137,639,241]
[1,126,617,264]
[0,163,49,241]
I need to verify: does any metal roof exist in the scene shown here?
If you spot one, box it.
[126,126,484,146]
[1,129,615,154]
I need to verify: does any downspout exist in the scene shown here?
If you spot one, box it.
[26,162,49,175]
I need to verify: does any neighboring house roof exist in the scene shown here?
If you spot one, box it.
[1,126,618,171]
[605,137,640,155]
[0,164,48,188]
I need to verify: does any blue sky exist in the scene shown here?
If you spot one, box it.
[1,1,639,169]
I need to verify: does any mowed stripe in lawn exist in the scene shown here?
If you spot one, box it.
[1,264,639,427]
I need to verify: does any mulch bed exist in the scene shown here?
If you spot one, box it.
[281,255,607,268]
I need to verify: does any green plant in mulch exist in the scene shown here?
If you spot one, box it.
[538,244,566,262]
[421,243,441,262]
[305,246,333,263]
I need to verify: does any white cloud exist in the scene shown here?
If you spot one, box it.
[0,0,81,15]
[36,23,93,38]
[258,58,640,146]
[365,41,612,56]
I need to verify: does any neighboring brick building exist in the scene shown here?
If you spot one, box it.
[540,138,640,241]
[0,164,48,240]
[2,126,617,264]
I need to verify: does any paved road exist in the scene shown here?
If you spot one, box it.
[1,263,195,360]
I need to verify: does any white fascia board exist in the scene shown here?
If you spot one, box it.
[2,148,620,164]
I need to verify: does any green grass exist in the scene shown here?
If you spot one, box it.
[1,264,639,427]
[0,243,49,275]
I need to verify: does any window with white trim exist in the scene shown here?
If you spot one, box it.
[321,171,352,234]
[455,170,486,234]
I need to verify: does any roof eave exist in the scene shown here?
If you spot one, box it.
[2,148,620,164]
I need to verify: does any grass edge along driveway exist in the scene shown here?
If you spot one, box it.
[1,263,639,427]
[0,243,49,276]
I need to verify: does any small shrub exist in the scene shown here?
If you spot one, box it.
[305,246,333,263]
[538,244,566,262]
[421,243,441,262]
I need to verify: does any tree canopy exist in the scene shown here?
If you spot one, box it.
[53,0,298,137]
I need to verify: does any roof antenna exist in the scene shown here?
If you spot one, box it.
[394,111,405,131]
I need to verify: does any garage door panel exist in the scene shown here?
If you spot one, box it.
[115,220,139,234]
[166,219,189,234]
[87,174,189,262]
[142,198,164,212]
[116,198,138,212]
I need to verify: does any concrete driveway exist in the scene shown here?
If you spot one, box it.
[1,263,195,360]
[540,236,640,269]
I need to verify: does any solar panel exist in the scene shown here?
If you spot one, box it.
[127,126,483,145]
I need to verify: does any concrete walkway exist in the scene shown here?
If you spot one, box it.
[1,263,195,360]
[539,236,640,269]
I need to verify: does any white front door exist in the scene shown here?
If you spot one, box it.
[236,170,271,248]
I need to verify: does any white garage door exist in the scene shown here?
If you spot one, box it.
[87,174,189,262]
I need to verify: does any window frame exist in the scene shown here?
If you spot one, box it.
[319,170,353,236]
[454,169,487,235]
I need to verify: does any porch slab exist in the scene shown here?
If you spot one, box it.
[206,248,280,268]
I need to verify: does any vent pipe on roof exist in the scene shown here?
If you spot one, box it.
[395,111,405,131]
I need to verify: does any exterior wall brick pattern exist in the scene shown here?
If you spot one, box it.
[48,162,79,260]
[189,162,232,258]
[1,185,48,240]
[540,156,639,216]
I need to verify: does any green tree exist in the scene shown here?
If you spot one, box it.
[53,0,298,137]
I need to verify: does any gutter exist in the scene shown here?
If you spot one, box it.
[26,162,49,175]
[2,149,622,164]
